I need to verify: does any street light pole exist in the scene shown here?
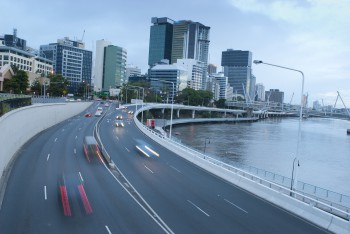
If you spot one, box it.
[253,60,304,196]
[203,137,210,154]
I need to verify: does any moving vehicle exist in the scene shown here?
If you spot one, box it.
[84,113,92,117]
[115,120,124,127]
[135,139,159,158]
[83,136,102,162]
[116,115,123,120]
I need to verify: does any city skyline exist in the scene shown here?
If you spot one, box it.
[1,0,349,107]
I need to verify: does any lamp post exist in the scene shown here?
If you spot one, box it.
[128,85,145,124]
[151,79,175,139]
[290,157,300,196]
[203,137,210,154]
[253,60,304,196]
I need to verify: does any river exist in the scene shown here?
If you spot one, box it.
[172,117,350,196]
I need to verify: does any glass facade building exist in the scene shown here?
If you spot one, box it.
[221,49,254,99]
[148,17,174,67]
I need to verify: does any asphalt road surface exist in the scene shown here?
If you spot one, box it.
[0,101,330,233]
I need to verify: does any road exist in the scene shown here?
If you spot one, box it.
[0,101,330,233]
[0,102,165,233]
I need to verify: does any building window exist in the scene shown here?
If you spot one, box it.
[4,55,9,60]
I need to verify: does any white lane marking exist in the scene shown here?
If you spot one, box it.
[105,225,112,234]
[123,182,130,188]
[224,199,248,213]
[74,148,76,154]
[187,200,210,217]
[79,172,84,183]
[125,147,130,152]
[47,154,50,161]
[44,186,47,200]
[144,165,154,174]
[116,136,119,141]
[75,135,78,140]
[170,165,182,174]
[62,129,65,132]
[54,138,58,142]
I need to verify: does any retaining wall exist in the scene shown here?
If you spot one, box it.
[0,102,92,184]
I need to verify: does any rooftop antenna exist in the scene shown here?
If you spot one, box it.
[81,29,85,41]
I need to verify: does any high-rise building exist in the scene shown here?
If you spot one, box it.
[148,17,174,67]
[95,40,127,92]
[125,64,141,82]
[221,49,253,100]
[208,73,232,101]
[149,64,187,101]
[255,83,265,101]
[176,59,204,90]
[103,45,127,90]
[40,37,92,94]
[95,39,112,92]
[265,89,284,104]
[207,63,217,75]
[171,20,210,89]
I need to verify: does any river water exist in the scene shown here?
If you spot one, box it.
[172,117,350,196]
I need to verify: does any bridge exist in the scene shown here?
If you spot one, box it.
[0,101,349,233]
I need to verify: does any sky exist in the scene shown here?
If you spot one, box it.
[2,0,350,107]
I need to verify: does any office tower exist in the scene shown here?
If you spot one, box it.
[95,39,112,92]
[208,73,232,101]
[208,63,217,75]
[125,64,141,82]
[265,89,284,104]
[221,49,254,100]
[176,59,204,90]
[171,20,210,89]
[103,45,127,89]
[255,83,265,101]
[149,64,187,101]
[40,37,92,94]
[148,17,174,67]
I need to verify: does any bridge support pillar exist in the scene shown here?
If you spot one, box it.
[192,110,195,119]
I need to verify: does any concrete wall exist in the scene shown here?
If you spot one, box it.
[0,102,92,180]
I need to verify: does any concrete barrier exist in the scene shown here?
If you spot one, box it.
[0,102,92,207]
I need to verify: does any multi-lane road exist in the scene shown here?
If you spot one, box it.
[0,101,329,233]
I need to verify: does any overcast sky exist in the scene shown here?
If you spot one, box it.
[2,0,349,107]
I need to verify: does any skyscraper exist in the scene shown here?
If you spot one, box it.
[40,37,92,94]
[103,45,127,90]
[221,49,253,100]
[148,17,174,67]
[95,39,112,92]
[171,20,210,89]
[149,17,210,90]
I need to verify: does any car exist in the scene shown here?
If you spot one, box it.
[84,113,92,117]
[95,111,102,117]
[128,110,134,115]
[135,139,159,158]
[116,115,123,120]
[115,120,124,127]
[104,103,109,107]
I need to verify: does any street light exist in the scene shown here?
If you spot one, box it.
[151,79,175,139]
[203,137,210,154]
[253,60,304,196]
[127,85,145,124]
[290,157,300,196]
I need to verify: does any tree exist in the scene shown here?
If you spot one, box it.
[176,88,213,106]
[215,99,226,108]
[3,69,29,94]
[46,74,69,97]
[30,78,42,95]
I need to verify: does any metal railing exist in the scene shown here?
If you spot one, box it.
[133,105,350,221]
